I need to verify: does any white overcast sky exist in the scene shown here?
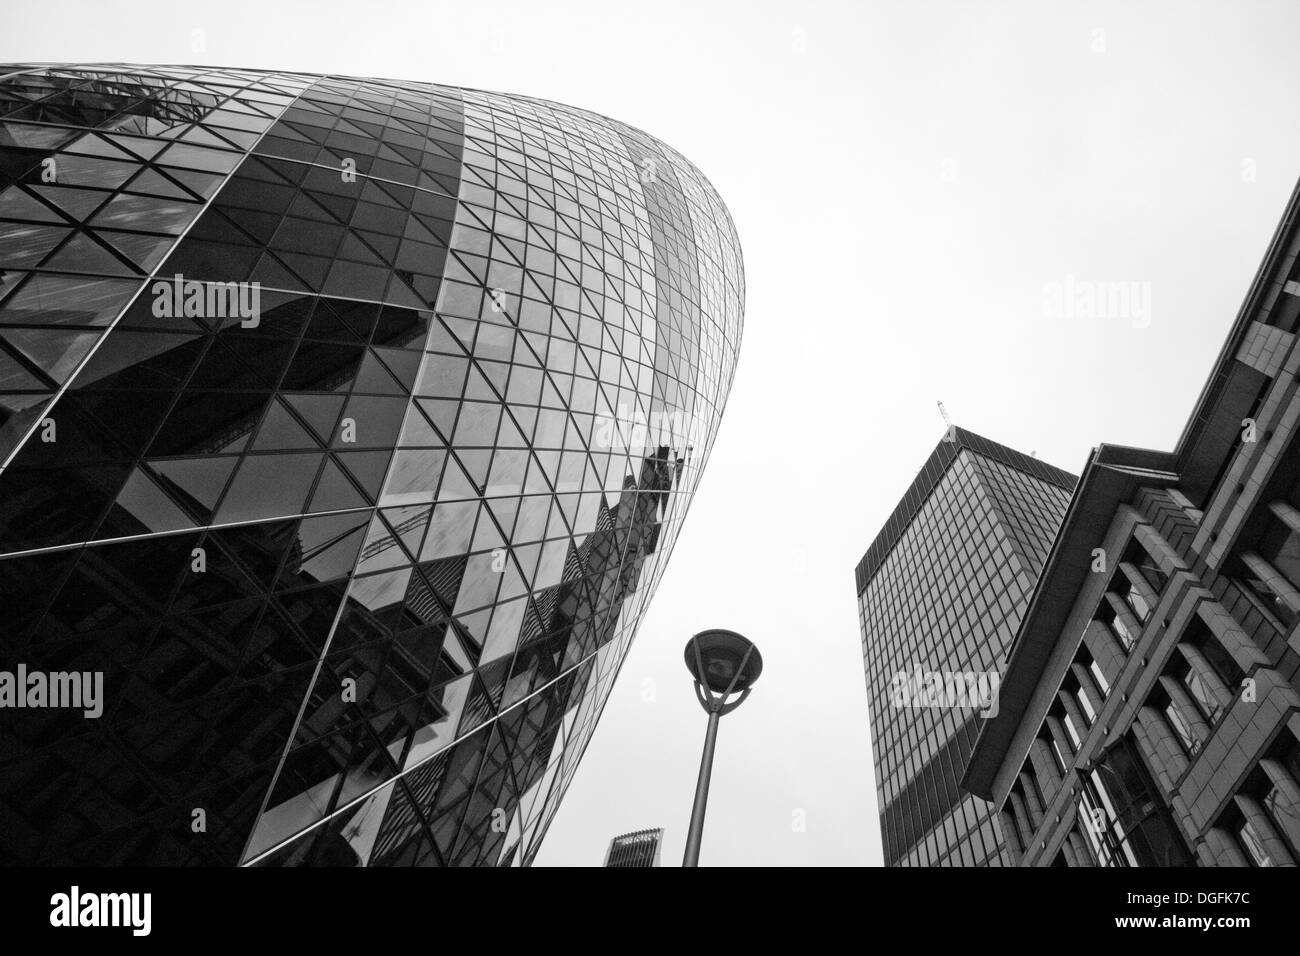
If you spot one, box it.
[9,0,1300,866]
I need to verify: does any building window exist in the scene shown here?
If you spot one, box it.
[1253,735,1300,858]
[1098,603,1136,652]
[1261,783,1296,858]
[1045,710,1073,771]
[1088,658,1111,696]
[1180,665,1224,725]
[1065,673,1097,725]
[1236,818,1277,867]
[1160,694,1203,758]
[1076,647,1110,696]
[1118,576,1153,624]
[1258,514,1300,592]
[1187,624,1245,693]
[1062,709,1083,749]
[1048,738,1068,774]
[1283,734,1300,792]
[1238,513,1300,628]
[1169,631,1231,728]
[1076,684,1098,724]
[1240,572,1298,627]
[1125,539,1169,595]
[1076,736,1193,867]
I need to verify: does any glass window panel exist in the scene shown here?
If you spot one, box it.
[0,327,102,383]
[216,452,323,523]
[52,154,138,189]
[0,273,136,326]
[1164,701,1201,757]
[157,142,242,173]
[1239,819,1276,867]
[90,192,202,233]
[1182,669,1223,724]
[420,500,477,560]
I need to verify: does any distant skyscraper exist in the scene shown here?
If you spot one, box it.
[0,65,743,867]
[854,429,1075,866]
[603,827,663,867]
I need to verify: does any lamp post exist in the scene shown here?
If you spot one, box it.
[682,628,762,867]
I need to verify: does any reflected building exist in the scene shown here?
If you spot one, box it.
[855,429,1075,865]
[0,65,743,866]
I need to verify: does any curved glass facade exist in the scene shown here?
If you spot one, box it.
[0,65,743,866]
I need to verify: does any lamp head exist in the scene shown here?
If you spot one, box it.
[684,629,763,695]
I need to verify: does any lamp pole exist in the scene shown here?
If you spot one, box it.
[682,629,762,867]
[683,710,721,867]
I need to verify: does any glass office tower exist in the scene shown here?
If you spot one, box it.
[854,429,1074,866]
[603,827,663,867]
[0,65,743,866]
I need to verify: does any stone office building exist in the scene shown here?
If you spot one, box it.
[963,182,1300,867]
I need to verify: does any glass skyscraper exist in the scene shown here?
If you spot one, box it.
[854,429,1074,866]
[602,826,662,867]
[0,65,743,866]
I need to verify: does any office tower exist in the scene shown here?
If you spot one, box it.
[0,65,743,866]
[855,429,1075,865]
[603,827,663,867]
[965,180,1300,868]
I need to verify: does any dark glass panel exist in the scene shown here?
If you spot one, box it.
[215,452,324,524]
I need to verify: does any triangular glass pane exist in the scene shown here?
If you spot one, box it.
[415,398,459,441]
[288,510,369,583]
[397,404,441,447]
[250,251,311,293]
[95,230,176,272]
[336,449,393,498]
[437,453,478,499]
[252,398,319,451]
[43,233,135,276]
[149,455,237,513]
[124,167,194,199]
[352,350,405,394]
[419,500,478,561]
[354,513,414,575]
[485,497,520,539]
[307,456,371,512]
[214,452,322,523]
[284,393,346,443]
[469,510,505,552]
[102,466,194,536]
[31,185,110,222]
[0,187,66,223]
[0,328,102,384]
[65,132,137,160]
[0,348,46,390]
[380,504,433,560]
[107,134,168,161]
[166,168,224,199]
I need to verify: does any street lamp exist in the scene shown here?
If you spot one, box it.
[682,628,762,867]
